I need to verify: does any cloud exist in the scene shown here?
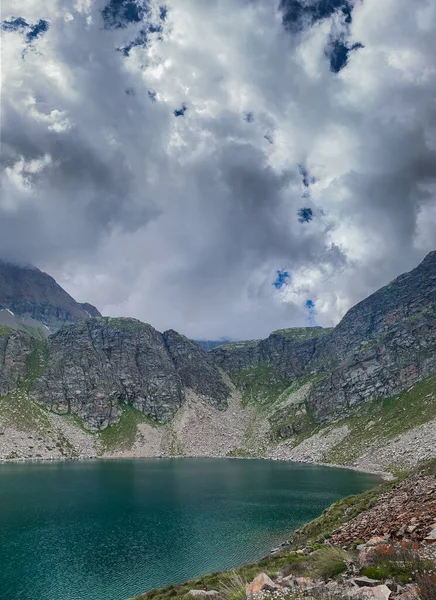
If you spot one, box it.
[1,0,435,339]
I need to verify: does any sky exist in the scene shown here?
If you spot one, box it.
[1,0,436,340]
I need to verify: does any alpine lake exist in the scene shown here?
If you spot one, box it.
[0,458,381,600]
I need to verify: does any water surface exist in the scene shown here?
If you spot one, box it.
[0,458,380,600]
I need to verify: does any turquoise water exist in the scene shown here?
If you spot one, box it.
[0,458,380,600]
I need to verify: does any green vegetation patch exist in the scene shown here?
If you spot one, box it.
[96,317,150,330]
[99,404,159,453]
[216,339,261,350]
[0,390,52,434]
[22,341,50,392]
[231,363,289,407]
[287,478,397,549]
[271,327,333,342]
[324,376,436,466]
[0,325,14,335]
[268,401,317,442]
[134,545,354,600]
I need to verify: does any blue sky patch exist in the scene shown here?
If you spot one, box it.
[1,17,29,32]
[174,104,187,117]
[26,19,49,43]
[306,299,317,326]
[102,0,150,29]
[299,164,310,187]
[280,0,353,33]
[327,40,363,72]
[117,22,163,56]
[273,270,290,289]
[297,207,313,223]
[159,5,168,21]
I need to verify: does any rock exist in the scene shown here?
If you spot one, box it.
[246,573,280,597]
[355,585,392,599]
[29,318,230,430]
[353,576,381,587]
[295,577,317,590]
[424,528,436,542]
[0,259,101,333]
[211,251,436,431]
[396,584,419,600]
[188,591,219,598]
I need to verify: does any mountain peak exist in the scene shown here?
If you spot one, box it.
[0,259,101,334]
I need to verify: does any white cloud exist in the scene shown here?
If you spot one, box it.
[1,0,435,339]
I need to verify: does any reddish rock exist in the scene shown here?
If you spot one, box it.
[245,573,279,597]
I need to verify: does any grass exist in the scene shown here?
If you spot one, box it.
[0,390,52,434]
[271,327,333,342]
[133,552,306,600]
[0,325,14,335]
[324,376,436,466]
[214,339,261,350]
[360,540,436,585]
[95,317,150,330]
[99,404,160,453]
[287,478,397,549]
[22,341,50,391]
[231,363,290,407]
[311,548,348,581]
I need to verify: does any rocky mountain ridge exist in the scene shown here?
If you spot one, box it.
[0,259,101,333]
[0,252,435,474]
[212,251,435,427]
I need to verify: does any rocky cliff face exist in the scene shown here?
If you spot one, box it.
[0,252,435,466]
[28,318,230,430]
[163,330,230,409]
[0,260,101,333]
[0,327,35,395]
[211,251,436,426]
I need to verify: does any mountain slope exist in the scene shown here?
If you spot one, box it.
[0,259,101,333]
[0,252,434,472]
[211,251,436,425]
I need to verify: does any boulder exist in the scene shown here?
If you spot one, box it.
[246,573,280,597]
[354,585,392,599]
[353,576,382,588]
[424,528,436,543]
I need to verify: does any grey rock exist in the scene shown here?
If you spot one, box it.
[0,259,101,333]
[29,318,230,430]
[353,576,381,587]
[0,328,36,394]
[188,591,219,598]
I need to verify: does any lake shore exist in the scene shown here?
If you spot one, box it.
[0,450,393,481]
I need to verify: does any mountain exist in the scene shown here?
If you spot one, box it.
[211,250,436,426]
[0,252,434,473]
[0,259,101,334]
[29,318,230,430]
[194,339,232,352]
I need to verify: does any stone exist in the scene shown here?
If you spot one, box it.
[188,591,219,598]
[295,577,317,590]
[245,573,280,597]
[424,528,436,542]
[356,585,391,599]
[353,576,381,587]
[28,318,230,430]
